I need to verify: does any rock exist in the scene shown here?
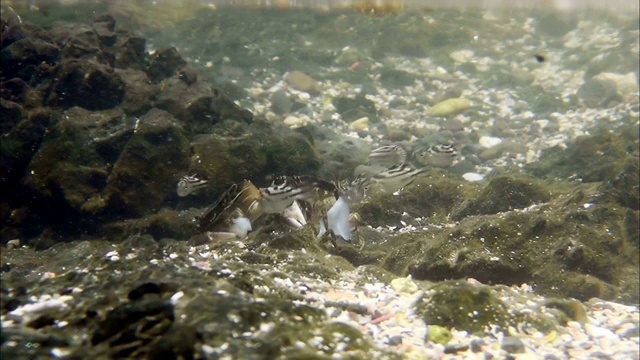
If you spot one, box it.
[112,34,146,69]
[462,172,484,182]
[44,59,125,110]
[479,136,502,149]
[284,70,321,94]
[379,69,415,89]
[1,108,56,200]
[349,117,370,131]
[6,239,21,249]
[577,75,621,108]
[0,37,60,81]
[270,89,292,115]
[470,338,485,352]
[449,49,474,63]
[427,98,471,117]
[390,276,418,294]
[451,176,551,220]
[104,207,200,241]
[543,298,588,324]
[283,115,308,128]
[418,281,513,333]
[0,99,25,133]
[146,47,187,83]
[427,325,452,345]
[441,118,464,132]
[525,129,636,183]
[104,108,190,216]
[188,120,321,198]
[332,95,378,123]
[501,336,525,353]
[114,68,159,116]
[155,76,214,123]
[24,107,124,215]
[592,72,639,98]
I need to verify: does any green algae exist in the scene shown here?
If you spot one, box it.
[417,280,514,334]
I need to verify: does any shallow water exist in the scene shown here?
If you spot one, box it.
[1,1,639,359]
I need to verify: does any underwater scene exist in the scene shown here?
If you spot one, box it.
[1,0,639,359]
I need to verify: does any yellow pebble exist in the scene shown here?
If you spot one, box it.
[427,98,471,117]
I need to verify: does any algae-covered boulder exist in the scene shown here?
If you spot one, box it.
[417,280,513,334]
[525,128,638,183]
[24,107,127,213]
[104,108,190,216]
[450,176,551,220]
[188,119,321,198]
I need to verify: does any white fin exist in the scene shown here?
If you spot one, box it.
[326,196,351,241]
[282,200,307,228]
[317,218,327,239]
[230,217,252,238]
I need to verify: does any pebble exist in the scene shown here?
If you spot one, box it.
[284,70,321,94]
[270,89,292,115]
[450,49,475,63]
[349,117,370,131]
[470,338,485,352]
[427,98,471,117]
[501,336,525,354]
[479,135,503,148]
[463,172,485,182]
[593,72,639,97]
[283,115,308,128]
[585,323,617,339]
[7,239,21,249]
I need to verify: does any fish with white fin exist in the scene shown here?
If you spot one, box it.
[317,174,370,242]
[257,175,336,215]
[370,163,426,193]
[177,174,208,197]
[342,174,371,206]
[415,144,457,168]
[199,180,261,241]
[368,144,407,168]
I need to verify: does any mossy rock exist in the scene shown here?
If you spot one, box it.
[104,108,190,216]
[417,280,514,334]
[525,129,638,183]
[189,119,321,199]
[451,176,551,220]
[543,298,588,324]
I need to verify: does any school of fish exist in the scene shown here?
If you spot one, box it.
[177,143,457,245]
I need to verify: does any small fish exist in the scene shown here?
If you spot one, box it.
[371,163,426,193]
[177,174,208,197]
[258,175,336,214]
[353,164,387,179]
[368,144,407,168]
[415,144,457,168]
[341,174,371,206]
[198,180,260,234]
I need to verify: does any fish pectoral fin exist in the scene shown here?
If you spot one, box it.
[326,196,351,241]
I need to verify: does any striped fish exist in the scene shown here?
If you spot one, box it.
[258,175,337,214]
[415,144,457,168]
[371,163,426,193]
[198,180,260,234]
[176,174,208,197]
[368,144,407,168]
[342,174,371,206]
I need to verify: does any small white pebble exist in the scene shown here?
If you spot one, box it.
[479,135,503,148]
[463,172,484,182]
